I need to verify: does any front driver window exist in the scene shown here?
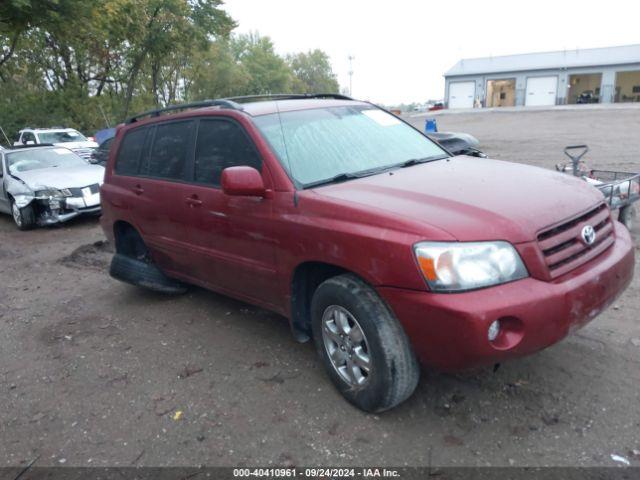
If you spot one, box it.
[194,119,262,186]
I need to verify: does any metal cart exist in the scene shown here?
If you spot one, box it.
[557,145,639,230]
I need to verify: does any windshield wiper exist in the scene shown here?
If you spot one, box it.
[397,155,449,168]
[302,154,450,189]
[303,172,363,189]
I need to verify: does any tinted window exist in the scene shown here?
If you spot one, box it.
[145,121,195,180]
[194,120,261,185]
[115,128,147,175]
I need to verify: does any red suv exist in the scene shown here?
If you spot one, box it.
[100,94,634,412]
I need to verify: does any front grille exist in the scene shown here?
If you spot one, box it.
[72,148,94,159]
[537,203,615,279]
[68,183,100,197]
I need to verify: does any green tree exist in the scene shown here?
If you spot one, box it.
[0,3,339,140]
[185,40,251,100]
[230,32,291,95]
[287,49,339,94]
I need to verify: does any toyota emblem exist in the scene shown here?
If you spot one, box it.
[581,225,596,245]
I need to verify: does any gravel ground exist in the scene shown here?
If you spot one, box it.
[1,106,639,468]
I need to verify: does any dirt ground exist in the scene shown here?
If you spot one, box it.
[1,106,639,468]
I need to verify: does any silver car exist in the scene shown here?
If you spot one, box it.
[0,145,104,230]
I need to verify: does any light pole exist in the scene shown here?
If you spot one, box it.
[348,55,355,96]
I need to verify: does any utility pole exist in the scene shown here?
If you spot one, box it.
[348,55,355,96]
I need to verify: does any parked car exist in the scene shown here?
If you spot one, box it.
[100,95,634,412]
[90,137,114,166]
[577,90,599,104]
[0,145,104,230]
[427,131,485,157]
[14,127,98,161]
[428,102,444,111]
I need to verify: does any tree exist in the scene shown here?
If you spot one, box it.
[230,32,291,95]
[287,49,339,94]
[116,0,235,116]
[0,2,339,141]
[185,40,250,100]
[0,0,73,70]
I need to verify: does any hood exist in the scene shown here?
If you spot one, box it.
[13,164,105,190]
[315,156,604,243]
[54,141,98,150]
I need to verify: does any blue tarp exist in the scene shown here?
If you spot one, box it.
[94,128,116,145]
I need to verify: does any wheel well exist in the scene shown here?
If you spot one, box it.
[113,221,148,260]
[290,262,348,342]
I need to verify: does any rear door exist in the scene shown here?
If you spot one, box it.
[133,119,198,274]
[182,117,280,307]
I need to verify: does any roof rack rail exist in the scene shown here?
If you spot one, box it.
[225,93,354,103]
[125,99,243,124]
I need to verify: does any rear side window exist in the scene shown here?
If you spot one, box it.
[145,120,195,180]
[115,128,147,175]
[194,119,261,186]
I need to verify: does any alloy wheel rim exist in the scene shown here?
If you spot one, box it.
[321,305,371,387]
[12,203,22,226]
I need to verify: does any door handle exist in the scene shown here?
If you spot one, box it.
[132,184,144,195]
[186,195,202,207]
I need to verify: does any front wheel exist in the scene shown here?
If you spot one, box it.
[11,199,36,230]
[311,274,420,412]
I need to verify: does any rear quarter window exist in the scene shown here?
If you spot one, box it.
[115,128,147,175]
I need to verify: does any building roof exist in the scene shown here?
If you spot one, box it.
[445,44,640,77]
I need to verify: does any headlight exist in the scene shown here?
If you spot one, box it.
[414,241,528,292]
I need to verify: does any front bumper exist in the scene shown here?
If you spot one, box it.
[36,194,101,225]
[38,205,101,225]
[378,222,635,371]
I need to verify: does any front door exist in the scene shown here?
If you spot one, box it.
[184,118,280,308]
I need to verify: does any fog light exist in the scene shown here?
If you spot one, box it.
[488,320,501,342]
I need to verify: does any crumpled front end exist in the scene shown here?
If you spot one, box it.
[9,181,101,225]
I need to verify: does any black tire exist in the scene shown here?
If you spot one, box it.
[618,205,635,230]
[10,198,36,230]
[311,274,419,412]
[110,253,187,294]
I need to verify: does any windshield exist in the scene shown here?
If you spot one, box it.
[253,105,448,187]
[7,148,87,174]
[37,130,87,143]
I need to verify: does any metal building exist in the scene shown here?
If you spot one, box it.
[444,44,640,109]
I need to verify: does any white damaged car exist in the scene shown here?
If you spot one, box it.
[0,145,104,230]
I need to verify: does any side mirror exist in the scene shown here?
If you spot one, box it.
[221,166,265,197]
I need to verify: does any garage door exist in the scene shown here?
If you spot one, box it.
[525,76,558,106]
[448,82,475,109]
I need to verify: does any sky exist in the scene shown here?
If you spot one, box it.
[223,0,640,105]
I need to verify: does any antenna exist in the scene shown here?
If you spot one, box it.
[348,55,355,96]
